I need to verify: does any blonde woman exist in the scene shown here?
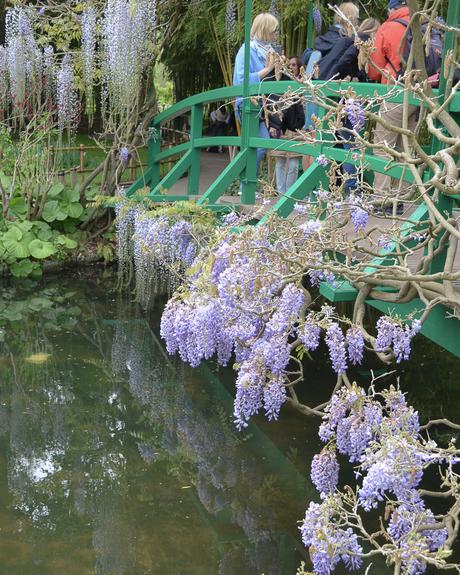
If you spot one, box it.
[233,12,279,175]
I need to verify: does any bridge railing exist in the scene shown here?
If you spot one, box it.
[127,79,460,216]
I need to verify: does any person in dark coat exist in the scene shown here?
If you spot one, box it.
[318,18,380,195]
[318,18,380,81]
[301,2,359,67]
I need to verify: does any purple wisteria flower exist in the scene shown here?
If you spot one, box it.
[300,498,363,574]
[57,54,78,131]
[222,212,239,226]
[375,316,421,362]
[263,377,287,421]
[350,205,368,232]
[325,322,347,374]
[312,6,322,33]
[346,326,364,364]
[316,154,329,167]
[225,0,237,36]
[344,98,365,131]
[378,234,393,250]
[81,6,97,107]
[311,448,339,497]
[293,202,308,214]
[298,313,321,351]
[119,146,130,163]
[300,219,321,237]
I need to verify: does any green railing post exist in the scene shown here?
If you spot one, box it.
[426,0,459,273]
[240,0,258,205]
[188,103,203,195]
[148,123,161,191]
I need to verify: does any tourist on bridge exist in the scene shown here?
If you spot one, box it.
[368,0,416,213]
[233,12,279,175]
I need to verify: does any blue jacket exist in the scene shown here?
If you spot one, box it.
[233,42,269,108]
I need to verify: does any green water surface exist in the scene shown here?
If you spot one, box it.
[0,269,459,575]
[0,270,316,575]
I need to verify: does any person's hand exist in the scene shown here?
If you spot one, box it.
[269,127,278,138]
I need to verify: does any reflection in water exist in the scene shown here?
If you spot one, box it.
[0,273,310,575]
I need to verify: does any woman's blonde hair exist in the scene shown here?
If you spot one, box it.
[251,13,279,41]
[333,2,360,36]
[358,17,380,37]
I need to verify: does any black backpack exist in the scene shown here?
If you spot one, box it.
[391,18,443,77]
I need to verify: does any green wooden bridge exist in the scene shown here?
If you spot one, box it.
[126,0,460,357]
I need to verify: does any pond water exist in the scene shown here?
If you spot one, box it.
[0,269,459,575]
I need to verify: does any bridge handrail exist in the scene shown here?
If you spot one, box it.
[153,80,460,127]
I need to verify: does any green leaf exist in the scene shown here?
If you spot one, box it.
[10,259,35,278]
[8,197,27,217]
[62,186,80,203]
[32,221,53,241]
[54,235,78,249]
[4,227,22,242]
[42,200,59,222]
[54,208,68,221]
[3,227,30,258]
[29,239,57,259]
[67,202,83,219]
[47,183,65,198]
[28,296,54,311]
[0,171,11,190]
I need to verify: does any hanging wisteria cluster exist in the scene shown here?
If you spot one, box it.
[4,7,43,120]
[115,199,215,305]
[102,0,157,118]
[114,203,425,432]
[225,0,237,36]
[81,6,97,121]
[57,55,78,132]
[0,1,158,131]
[301,384,457,575]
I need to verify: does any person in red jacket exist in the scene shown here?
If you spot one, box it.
[368,0,417,214]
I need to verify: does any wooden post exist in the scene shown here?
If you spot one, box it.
[79,144,84,173]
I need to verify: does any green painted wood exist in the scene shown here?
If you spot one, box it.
[148,149,192,197]
[197,149,248,206]
[125,167,154,198]
[144,194,189,202]
[188,104,203,195]
[320,280,358,302]
[259,162,328,221]
[151,82,460,128]
[194,136,241,148]
[430,0,460,158]
[148,126,161,190]
[155,142,190,163]
[251,136,416,182]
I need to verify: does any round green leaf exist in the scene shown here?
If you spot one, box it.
[67,202,84,219]
[42,200,59,222]
[62,187,80,203]
[55,208,68,221]
[47,183,65,198]
[3,227,30,259]
[29,239,57,259]
[32,221,53,241]
[54,235,78,249]
[10,259,35,278]
[8,197,27,217]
